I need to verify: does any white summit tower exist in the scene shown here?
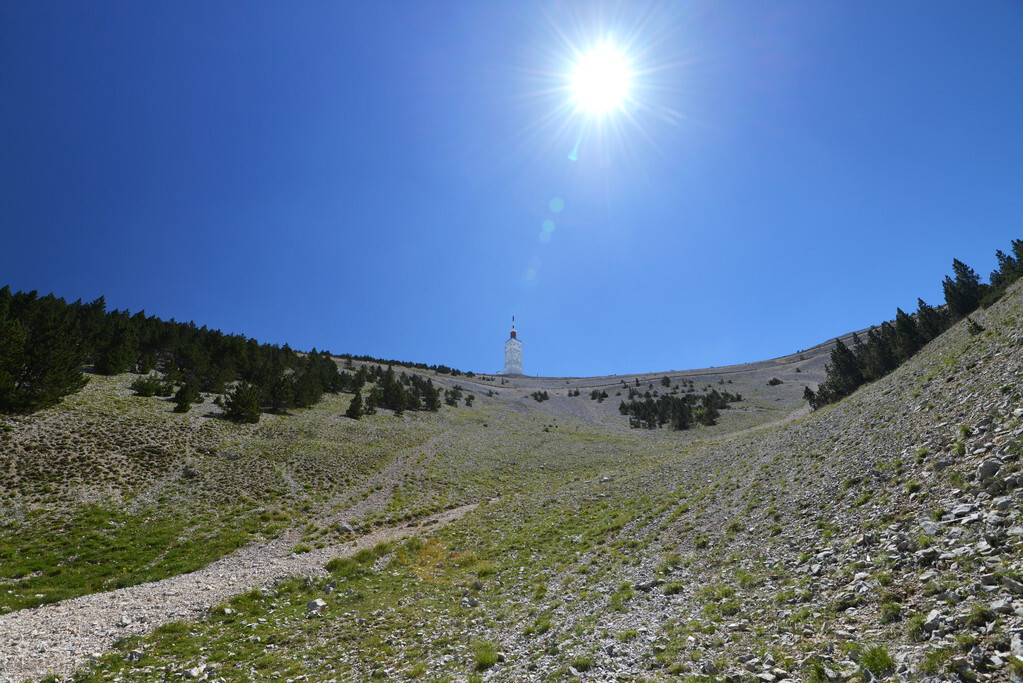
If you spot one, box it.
[503,316,523,376]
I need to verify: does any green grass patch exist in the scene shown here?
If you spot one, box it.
[0,504,261,612]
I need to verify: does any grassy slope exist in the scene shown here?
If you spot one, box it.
[4,281,1022,681]
[0,383,443,612]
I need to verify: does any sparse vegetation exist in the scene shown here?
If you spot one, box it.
[5,245,1023,682]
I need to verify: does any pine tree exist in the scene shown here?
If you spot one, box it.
[365,385,383,415]
[423,378,441,411]
[943,258,982,318]
[224,382,261,423]
[266,373,294,413]
[818,338,863,402]
[0,300,89,413]
[345,388,364,420]
[803,386,820,410]
[893,308,922,361]
[0,318,28,412]
[173,383,201,413]
[95,324,138,375]
[915,298,947,342]
[859,325,897,382]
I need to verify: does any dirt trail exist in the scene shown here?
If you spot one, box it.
[0,503,477,683]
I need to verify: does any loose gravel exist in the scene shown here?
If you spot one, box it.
[0,504,475,683]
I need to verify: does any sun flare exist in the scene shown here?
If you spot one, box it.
[570,43,631,115]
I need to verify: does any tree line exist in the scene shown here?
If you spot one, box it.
[805,239,1023,409]
[0,287,444,421]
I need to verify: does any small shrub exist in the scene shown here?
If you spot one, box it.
[130,375,163,397]
[617,629,639,642]
[767,377,783,386]
[967,604,994,628]
[880,600,901,623]
[955,632,978,651]
[472,641,499,671]
[523,617,551,637]
[860,644,895,677]
[806,658,831,683]
[907,613,926,642]
[919,647,952,675]
[569,655,594,672]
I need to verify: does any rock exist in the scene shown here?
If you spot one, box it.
[184,667,203,679]
[934,459,953,471]
[126,650,144,662]
[991,598,1014,614]
[338,522,355,534]
[923,609,944,632]
[307,598,327,616]
[920,520,942,535]
[952,503,979,518]
[978,458,1002,481]
[981,573,1001,586]
[1011,633,1023,657]
[325,580,337,594]
[993,496,1014,511]
[1004,577,1023,595]
[893,532,913,551]
[634,579,662,592]
[950,656,974,678]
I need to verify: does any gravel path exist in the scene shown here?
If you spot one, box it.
[0,503,477,683]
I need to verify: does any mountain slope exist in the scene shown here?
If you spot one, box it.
[1,281,1021,681]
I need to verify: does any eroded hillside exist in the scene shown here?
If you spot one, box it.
[1,280,1021,682]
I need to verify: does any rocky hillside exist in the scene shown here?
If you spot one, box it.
[0,280,1021,682]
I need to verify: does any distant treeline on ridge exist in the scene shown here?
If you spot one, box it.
[0,286,454,419]
[619,387,743,431]
[805,238,1023,409]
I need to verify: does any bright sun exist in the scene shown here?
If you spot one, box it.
[570,43,631,115]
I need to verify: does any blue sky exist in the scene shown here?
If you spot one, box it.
[2,2,1022,377]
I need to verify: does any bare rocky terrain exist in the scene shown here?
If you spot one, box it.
[1,281,1021,682]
